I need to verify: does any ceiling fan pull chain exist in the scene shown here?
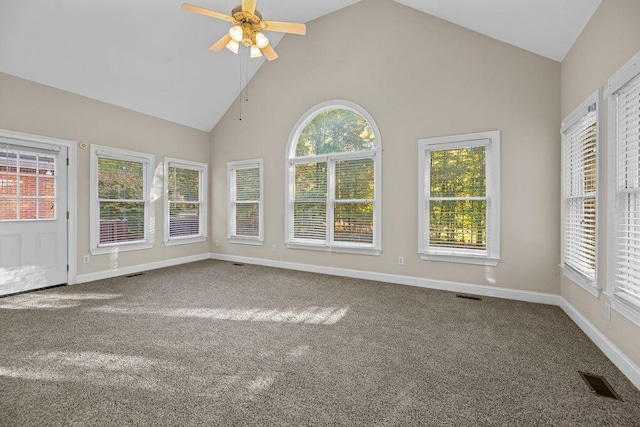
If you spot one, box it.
[245,48,250,103]
[239,47,243,121]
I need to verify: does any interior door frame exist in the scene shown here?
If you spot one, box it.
[0,129,78,285]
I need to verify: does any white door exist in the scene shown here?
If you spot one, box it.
[0,139,68,296]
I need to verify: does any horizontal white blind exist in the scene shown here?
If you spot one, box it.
[427,146,487,252]
[0,146,57,221]
[563,107,597,283]
[97,156,145,244]
[292,162,327,241]
[168,166,201,238]
[334,158,374,244]
[614,72,640,307]
[232,167,260,237]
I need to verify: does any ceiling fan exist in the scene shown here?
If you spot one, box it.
[182,1,306,61]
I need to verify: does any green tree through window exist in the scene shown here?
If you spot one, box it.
[429,147,487,249]
[97,157,146,243]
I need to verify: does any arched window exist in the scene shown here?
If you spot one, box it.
[285,100,382,255]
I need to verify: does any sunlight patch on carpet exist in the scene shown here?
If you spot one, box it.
[288,345,310,358]
[89,305,349,325]
[0,366,65,382]
[247,376,274,393]
[0,292,122,310]
[33,351,157,371]
[0,351,176,392]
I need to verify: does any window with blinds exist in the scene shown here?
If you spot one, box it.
[163,158,207,245]
[418,131,500,266]
[334,158,374,244]
[97,156,147,244]
[610,66,640,312]
[0,146,56,221]
[90,145,155,254]
[285,101,382,255]
[428,146,487,251]
[561,92,599,290]
[293,161,327,241]
[168,166,201,238]
[228,159,263,243]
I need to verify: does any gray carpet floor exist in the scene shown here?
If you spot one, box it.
[1,260,639,426]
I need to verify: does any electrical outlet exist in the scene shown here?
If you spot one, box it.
[82,255,90,264]
[272,244,277,252]
[604,301,611,321]
[398,256,404,266]
[215,239,220,247]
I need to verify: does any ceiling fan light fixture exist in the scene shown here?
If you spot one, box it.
[250,45,263,58]
[183,2,305,61]
[229,25,244,42]
[255,32,269,49]
[226,39,239,54]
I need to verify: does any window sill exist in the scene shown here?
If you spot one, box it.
[164,236,207,247]
[608,293,640,327]
[90,241,153,255]
[286,242,381,256]
[418,252,499,266]
[561,266,600,298]
[228,237,264,246]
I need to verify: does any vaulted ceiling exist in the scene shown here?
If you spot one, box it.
[0,0,601,132]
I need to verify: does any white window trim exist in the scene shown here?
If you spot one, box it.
[163,157,208,246]
[606,49,640,327]
[418,131,500,266]
[90,145,155,255]
[284,100,382,256]
[560,89,602,298]
[227,158,264,245]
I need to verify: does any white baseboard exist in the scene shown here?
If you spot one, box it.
[74,253,211,284]
[208,253,558,305]
[559,297,640,391]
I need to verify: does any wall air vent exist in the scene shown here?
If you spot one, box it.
[456,294,482,301]
[126,273,144,278]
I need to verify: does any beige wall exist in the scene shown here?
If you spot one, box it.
[561,0,640,367]
[0,72,211,276]
[210,0,561,294]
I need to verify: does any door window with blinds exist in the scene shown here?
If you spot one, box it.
[285,101,382,255]
[418,131,500,266]
[606,50,640,321]
[89,145,155,254]
[164,158,207,245]
[227,159,263,244]
[561,90,600,294]
[0,144,57,221]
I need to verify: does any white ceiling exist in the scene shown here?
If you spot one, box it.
[0,0,602,132]
[0,0,361,131]
[394,0,602,62]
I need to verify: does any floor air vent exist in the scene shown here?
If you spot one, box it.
[456,294,482,301]
[126,273,144,278]
[579,372,622,400]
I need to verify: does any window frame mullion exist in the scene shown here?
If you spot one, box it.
[327,157,336,247]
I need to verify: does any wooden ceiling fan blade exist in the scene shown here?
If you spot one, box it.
[262,21,306,35]
[182,3,235,23]
[242,0,257,15]
[260,45,279,61]
[209,34,232,52]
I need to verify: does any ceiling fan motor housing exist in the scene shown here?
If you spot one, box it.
[231,5,264,46]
